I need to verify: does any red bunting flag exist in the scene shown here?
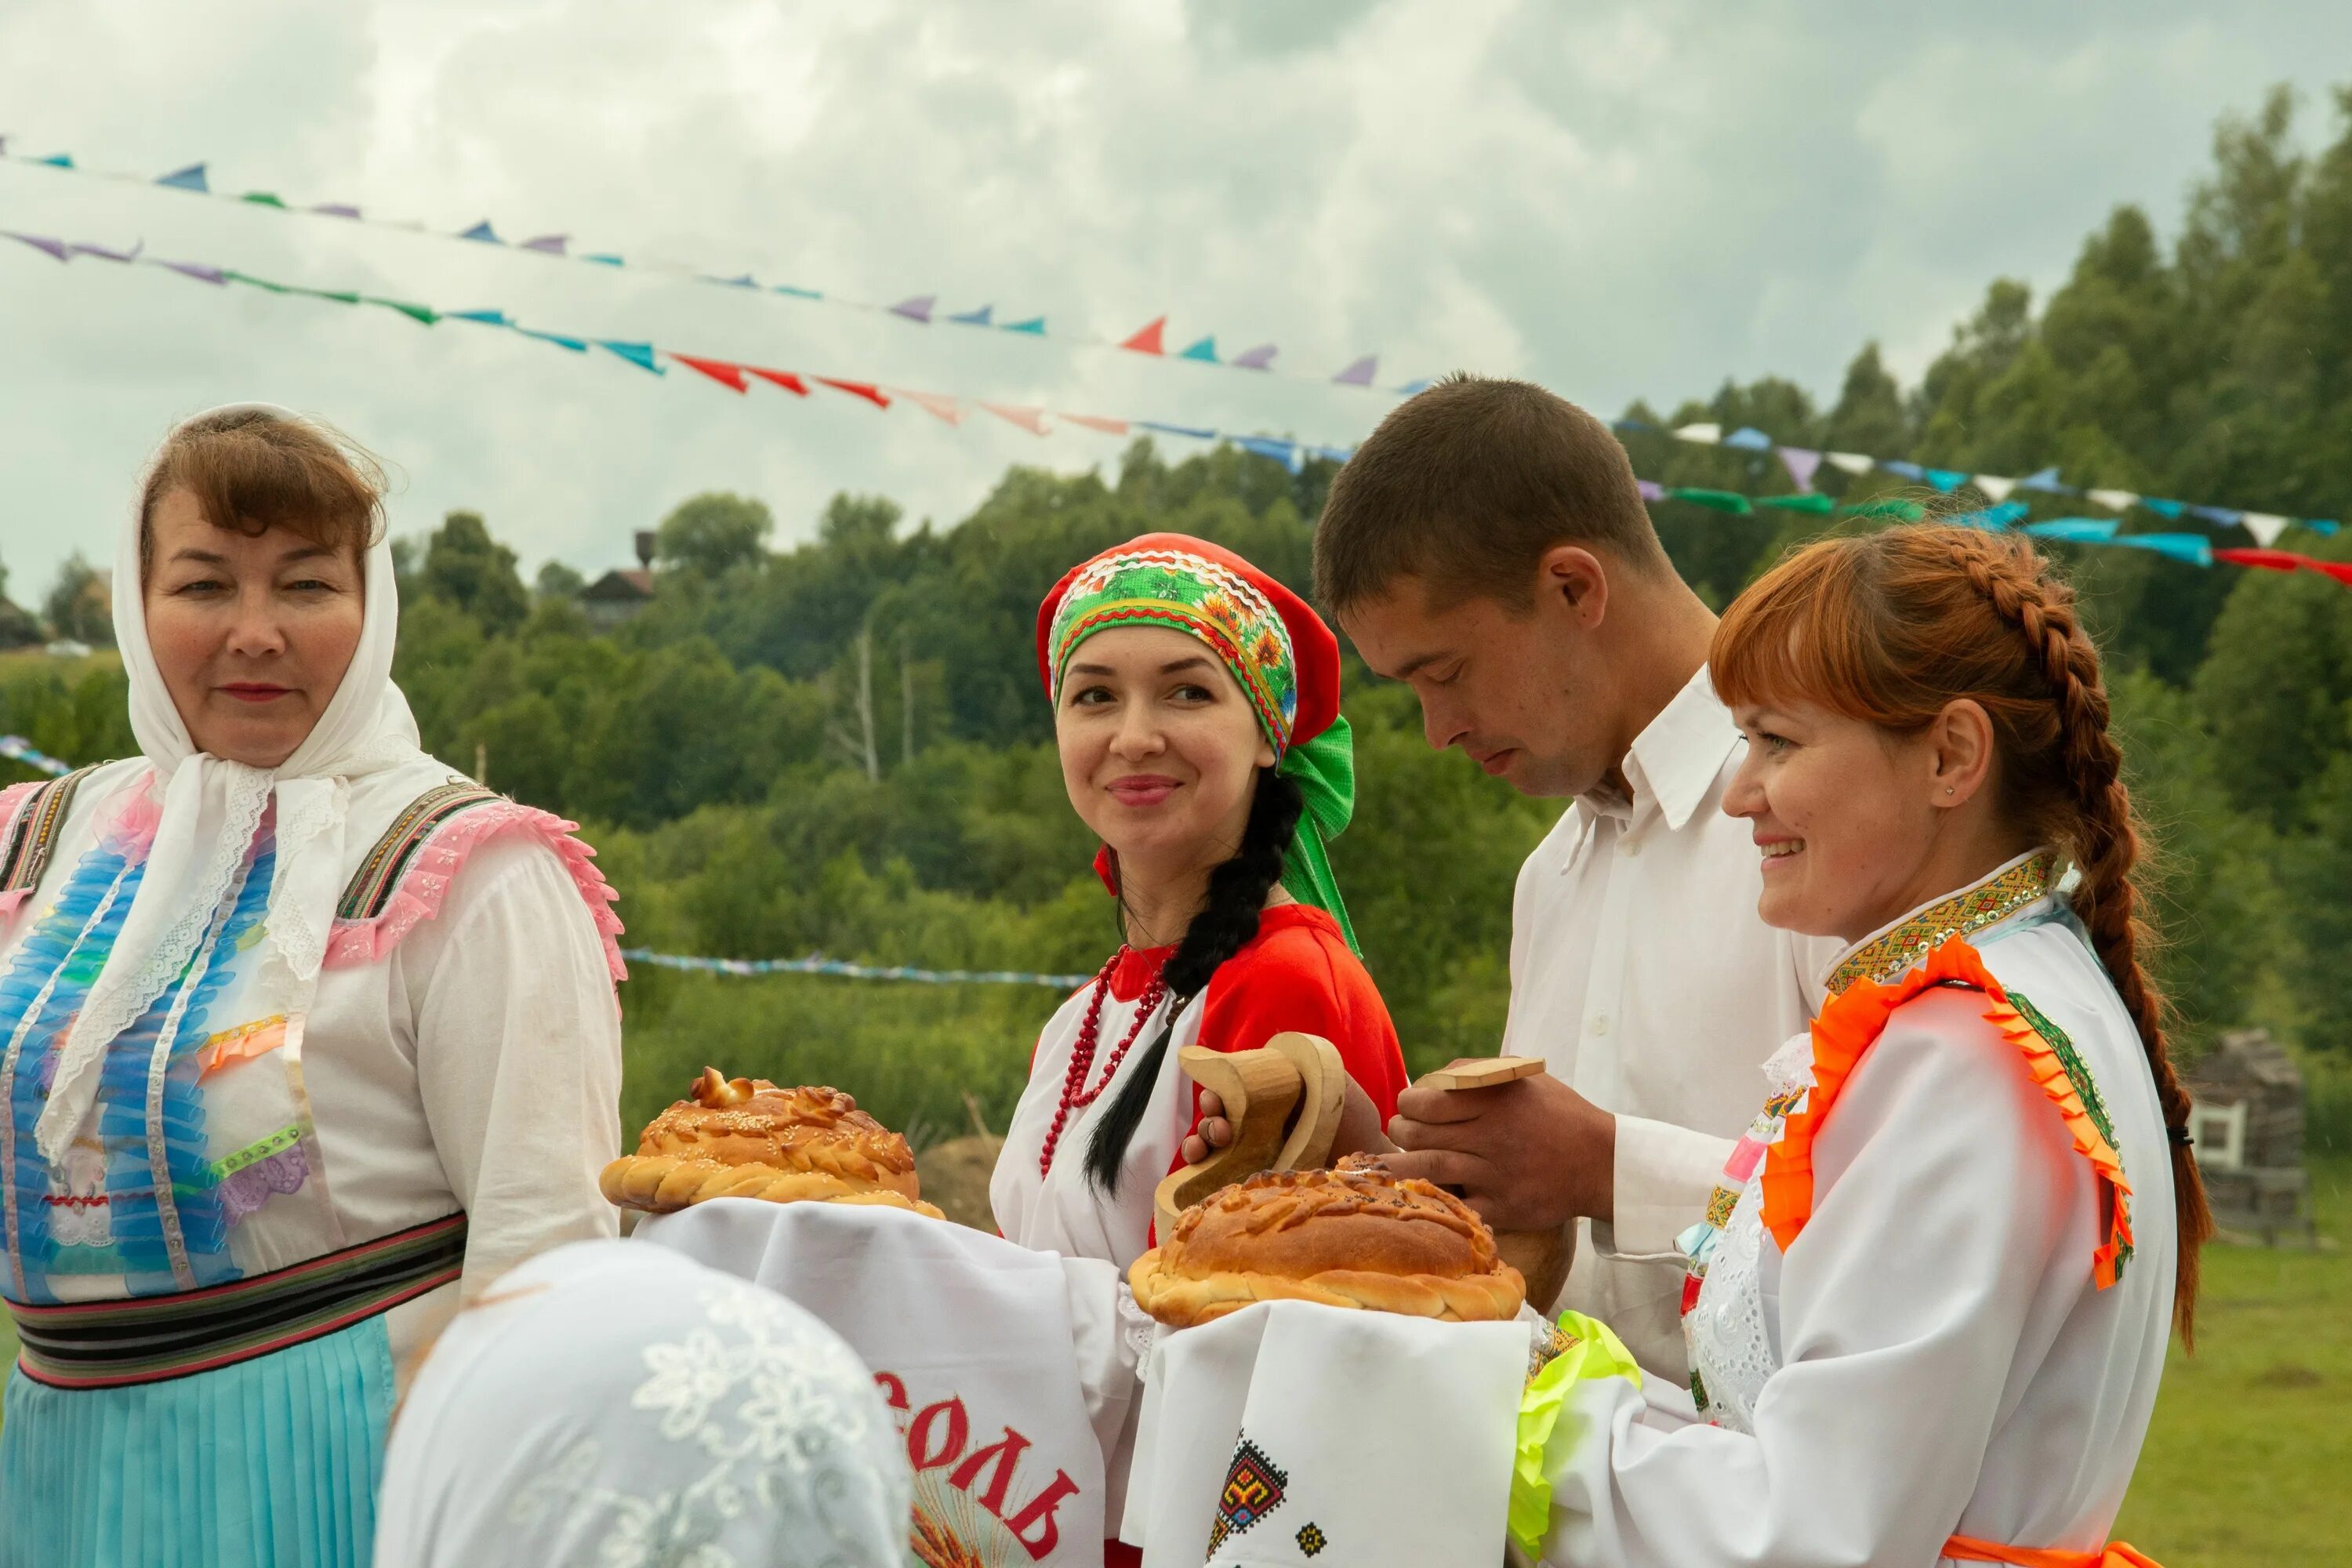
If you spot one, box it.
[981,402,1049,434]
[1059,412,1129,436]
[670,353,750,392]
[815,376,889,408]
[2214,547,2352,590]
[1120,316,1167,355]
[745,367,809,395]
[899,389,965,425]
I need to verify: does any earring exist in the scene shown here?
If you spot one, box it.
[1944,786,1956,796]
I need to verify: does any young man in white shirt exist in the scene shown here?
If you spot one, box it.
[1312,373,1838,1379]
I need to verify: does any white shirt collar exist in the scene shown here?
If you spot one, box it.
[1570,663,1739,840]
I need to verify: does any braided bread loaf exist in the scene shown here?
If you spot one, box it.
[601,1068,935,1217]
[1128,1156,1526,1327]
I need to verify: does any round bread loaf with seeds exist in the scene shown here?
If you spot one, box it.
[1128,1154,1525,1327]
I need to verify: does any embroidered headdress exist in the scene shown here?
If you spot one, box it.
[1037,534,1359,951]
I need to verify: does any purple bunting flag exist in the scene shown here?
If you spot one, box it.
[521,234,569,255]
[2,232,67,261]
[1777,447,1823,493]
[890,295,936,323]
[1232,344,1277,370]
[1332,355,1378,387]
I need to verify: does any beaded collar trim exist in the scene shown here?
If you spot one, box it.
[1823,850,2062,998]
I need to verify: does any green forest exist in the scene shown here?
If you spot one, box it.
[4,85,2350,1158]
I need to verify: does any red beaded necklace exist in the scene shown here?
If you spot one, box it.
[1038,947,1170,1177]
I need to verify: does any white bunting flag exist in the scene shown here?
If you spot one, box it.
[1825,452,1876,476]
[1672,422,1722,445]
[2239,512,2290,546]
[1973,474,2017,503]
[2086,488,2140,513]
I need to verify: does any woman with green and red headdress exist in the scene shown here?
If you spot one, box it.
[989,533,1406,1272]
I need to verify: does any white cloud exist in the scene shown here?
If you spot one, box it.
[1,0,2347,605]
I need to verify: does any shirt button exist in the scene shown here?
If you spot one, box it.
[1590,1013,1611,1036]
[1621,838,1641,858]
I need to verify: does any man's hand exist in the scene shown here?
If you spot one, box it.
[1380,1065,1614,1232]
[1177,1076,1396,1167]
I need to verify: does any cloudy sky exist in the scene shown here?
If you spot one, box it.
[3,1,2348,601]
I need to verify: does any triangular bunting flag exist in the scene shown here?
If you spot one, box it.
[520,234,569,255]
[1826,452,1875,475]
[746,368,809,396]
[368,298,438,325]
[241,191,287,208]
[156,163,209,193]
[1399,379,1435,395]
[707,274,757,289]
[1002,316,1047,334]
[1637,479,1666,502]
[2238,512,2290,546]
[1722,426,1773,452]
[459,220,503,243]
[2026,519,2119,543]
[1666,488,1752,514]
[1332,355,1378,387]
[2085,489,2139,512]
[2112,533,2213,566]
[516,329,589,351]
[586,253,629,268]
[1758,492,1836,515]
[890,295,935,323]
[35,154,73,168]
[1842,498,1926,523]
[901,390,964,425]
[1121,317,1167,354]
[1179,336,1219,363]
[223,270,294,293]
[67,241,142,263]
[2,232,68,261]
[157,260,226,284]
[1973,474,2017,503]
[2212,548,2303,574]
[1232,344,1277,370]
[596,340,663,373]
[1777,448,1824,492]
[947,304,994,326]
[1309,445,1357,464]
[815,376,889,407]
[1924,468,1969,492]
[2020,466,2065,492]
[671,354,750,392]
[981,402,1048,434]
[1138,420,1217,441]
[1672,422,1722,445]
[2140,499,2185,520]
[1881,459,1925,480]
[1060,412,1129,436]
[1233,435,1303,474]
[312,204,362,220]
[2187,504,2241,526]
[448,308,513,326]
[1950,501,2031,531]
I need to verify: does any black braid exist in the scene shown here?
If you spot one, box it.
[1083,768,1304,1195]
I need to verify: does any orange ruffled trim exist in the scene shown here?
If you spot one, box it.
[1944,1532,2162,1567]
[1759,936,2134,1291]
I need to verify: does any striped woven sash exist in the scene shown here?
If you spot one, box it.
[7,1212,466,1388]
[336,779,499,922]
[0,764,99,902]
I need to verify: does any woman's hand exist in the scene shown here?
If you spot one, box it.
[1178,1077,1397,1167]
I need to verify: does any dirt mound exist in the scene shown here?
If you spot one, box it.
[915,1134,1004,1231]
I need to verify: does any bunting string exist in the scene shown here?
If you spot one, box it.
[0,736,73,777]
[0,136,1423,395]
[4,222,2347,591]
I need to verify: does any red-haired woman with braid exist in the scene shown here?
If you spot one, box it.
[1516,526,2206,1568]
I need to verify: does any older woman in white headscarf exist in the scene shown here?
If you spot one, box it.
[0,406,626,1568]
[373,1240,911,1568]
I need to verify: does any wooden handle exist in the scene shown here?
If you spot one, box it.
[1420,1055,1548,1091]
[1153,1046,1302,1243]
[1149,1035,1349,1242]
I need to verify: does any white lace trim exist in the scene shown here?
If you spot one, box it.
[1685,1178,1777,1434]
[34,762,271,1163]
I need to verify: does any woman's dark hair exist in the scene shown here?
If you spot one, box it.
[1083,766,1304,1195]
[139,407,385,575]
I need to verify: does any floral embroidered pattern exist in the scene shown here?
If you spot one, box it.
[1824,851,2060,997]
[502,1283,897,1568]
[1047,548,1300,753]
[1205,1435,1290,1556]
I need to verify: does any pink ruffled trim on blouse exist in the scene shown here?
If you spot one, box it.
[321,799,627,982]
[0,779,41,922]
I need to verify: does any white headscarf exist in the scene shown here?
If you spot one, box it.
[35,403,427,1162]
[374,1240,912,1568]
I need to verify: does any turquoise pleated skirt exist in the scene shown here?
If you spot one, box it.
[0,1316,394,1568]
